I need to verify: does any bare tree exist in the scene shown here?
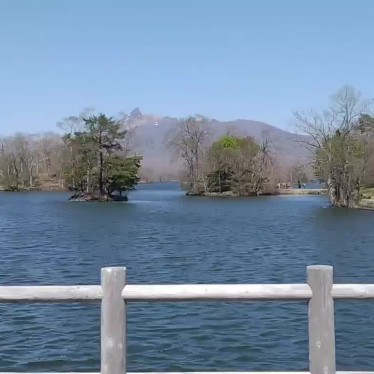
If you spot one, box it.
[294,86,373,207]
[164,116,211,194]
[34,133,63,175]
[117,111,139,157]
[0,133,66,190]
[0,137,22,189]
[13,134,39,187]
[57,111,87,190]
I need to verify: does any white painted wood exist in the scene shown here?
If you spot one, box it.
[130,372,310,374]
[101,267,126,374]
[308,265,336,374]
[130,372,372,374]
[0,372,312,374]
[0,286,102,302]
[332,284,374,299]
[0,372,310,374]
[0,372,372,374]
[2,264,374,374]
[122,284,312,301]
[2,283,374,303]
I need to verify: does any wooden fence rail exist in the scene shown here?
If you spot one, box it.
[0,265,373,374]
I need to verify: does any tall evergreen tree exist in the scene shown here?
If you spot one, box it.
[83,114,126,196]
[62,113,141,199]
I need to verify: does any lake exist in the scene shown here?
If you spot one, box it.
[1,183,374,372]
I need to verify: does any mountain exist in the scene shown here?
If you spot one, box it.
[126,107,143,122]
[124,109,310,180]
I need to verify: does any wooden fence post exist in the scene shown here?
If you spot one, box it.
[307,265,336,374]
[101,267,127,374]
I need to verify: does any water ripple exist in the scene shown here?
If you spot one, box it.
[1,185,374,371]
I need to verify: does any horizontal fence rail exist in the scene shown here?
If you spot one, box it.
[1,372,374,374]
[2,284,374,302]
[0,265,373,374]
[0,285,102,302]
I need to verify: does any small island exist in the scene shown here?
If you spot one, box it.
[166,87,374,210]
[0,112,141,201]
[64,114,141,202]
[0,87,373,209]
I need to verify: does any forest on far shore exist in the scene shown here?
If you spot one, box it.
[1,86,374,208]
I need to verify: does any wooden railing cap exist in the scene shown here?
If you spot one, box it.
[307,265,333,271]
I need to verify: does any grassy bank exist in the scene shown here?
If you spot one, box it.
[276,188,327,195]
[187,188,328,197]
[0,185,67,192]
[359,188,374,209]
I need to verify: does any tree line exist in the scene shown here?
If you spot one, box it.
[294,86,374,208]
[0,132,63,190]
[2,86,374,207]
[164,117,276,196]
[0,112,141,199]
[166,86,374,207]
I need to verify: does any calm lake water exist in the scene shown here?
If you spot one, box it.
[1,183,374,372]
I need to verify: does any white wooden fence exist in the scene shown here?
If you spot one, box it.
[0,265,374,374]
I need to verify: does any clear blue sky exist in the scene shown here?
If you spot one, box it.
[1,0,373,135]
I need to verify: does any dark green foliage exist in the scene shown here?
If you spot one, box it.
[62,113,141,197]
[207,135,272,195]
[104,156,141,196]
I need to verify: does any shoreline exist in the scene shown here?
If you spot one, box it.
[0,186,67,192]
[358,199,374,210]
[275,188,327,196]
[187,188,328,197]
[2,186,374,210]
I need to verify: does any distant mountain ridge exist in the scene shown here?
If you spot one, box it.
[124,109,310,180]
[125,107,143,122]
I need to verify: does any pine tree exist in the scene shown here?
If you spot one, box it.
[62,113,141,199]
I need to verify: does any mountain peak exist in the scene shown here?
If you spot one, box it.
[129,107,143,120]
